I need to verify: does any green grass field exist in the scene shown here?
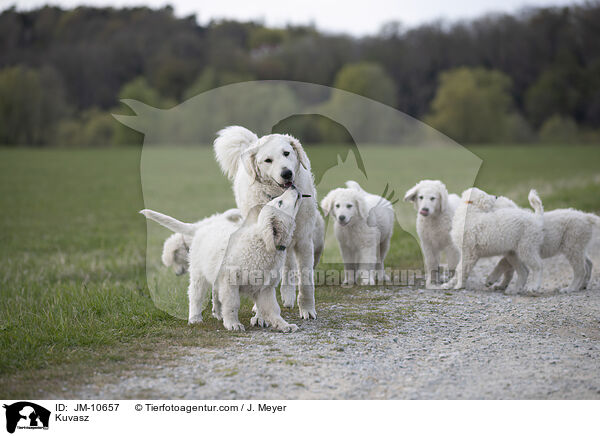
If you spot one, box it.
[1,144,599,397]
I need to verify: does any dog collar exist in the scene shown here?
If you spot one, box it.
[276,245,286,251]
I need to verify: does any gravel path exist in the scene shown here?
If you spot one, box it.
[73,239,600,399]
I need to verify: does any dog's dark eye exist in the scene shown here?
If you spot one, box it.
[347,204,352,208]
[419,195,423,200]
[335,204,340,208]
[278,200,282,207]
[265,158,272,163]
[430,197,435,201]
[283,151,290,157]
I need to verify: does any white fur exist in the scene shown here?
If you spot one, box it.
[213,126,318,319]
[443,187,545,293]
[158,209,242,276]
[321,181,395,285]
[142,189,302,332]
[403,180,461,288]
[487,207,600,292]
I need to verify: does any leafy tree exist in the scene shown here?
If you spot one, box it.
[425,67,514,143]
[0,65,67,145]
[332,62,397,106]
[539,114,579,143]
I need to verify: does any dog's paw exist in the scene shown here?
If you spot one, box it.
[188,314,203,324]
[493,284,508,291]
[224,321,245,331]
[299,307,317,320]
[250,315,269,328]
[277,323,298,333]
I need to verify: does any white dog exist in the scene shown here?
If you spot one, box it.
[444,187,545,292]
[486,208,600,292]
[141,188,302,332]
[321,181,395,285]
[214,126,318,319]
[404,180,461,288]
[161,209,242,275]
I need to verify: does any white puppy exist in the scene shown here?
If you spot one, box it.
[321,181,395,285]
[161,209,242,276]
[486,208,600,292]
[404,180,461,288]
[141,188,302,332]
[444,187,545,292]
[214,126,318,319]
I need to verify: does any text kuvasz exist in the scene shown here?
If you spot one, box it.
[141,188,303,332]
[486,205,600,293]
[214,126,319,319]
[161,209,242,276]
[404,180,461,288]
[321,181,394,285]
[444,188,545,292]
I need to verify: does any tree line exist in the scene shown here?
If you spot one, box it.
[0,3,599,146]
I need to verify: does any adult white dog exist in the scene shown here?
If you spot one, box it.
[161,209,242,276]
[404,180,461,288]
[444,187,545,292]
[486,207,600,292]
[321,181,395,285]
[214,126,318,319]
[141,188,302,332]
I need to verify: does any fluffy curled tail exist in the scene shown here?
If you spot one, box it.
[345,180,365,192]
[528,189,544,217]
[213,126,258,180]
[140,209,196,236]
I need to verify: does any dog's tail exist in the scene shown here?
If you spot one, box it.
[345,180,365,193]
[140,209,196,236]
[214,126,259,180]
[528,189,544,217]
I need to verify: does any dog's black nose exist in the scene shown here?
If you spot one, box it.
[421,207,429,212]
[281,168,293,180]
[339,215,346,221]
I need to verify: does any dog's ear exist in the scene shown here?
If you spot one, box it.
[436,182,448,212]
[355,194,370,221]
[241,147,259,182]
[287,136,310,170]
[320,191,336,217]
[262,215,283,252]
[404,184,420,210]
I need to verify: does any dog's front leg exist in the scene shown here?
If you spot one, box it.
[357,243,378,285]
[280,249,297,308]
[295,239,316,319]
[255,287,298,333]
[220,284,244,331]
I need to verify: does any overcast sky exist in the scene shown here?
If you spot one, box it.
[10,0,586,36]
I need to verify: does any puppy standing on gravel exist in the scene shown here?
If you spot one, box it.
[444,188,545,292]
[141,188,302,332]
[161,209,242,276]
[403,180,461,288]
[321,181,395,285]
[486,207,600,293]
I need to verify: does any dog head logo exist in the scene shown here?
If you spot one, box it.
[120,80,481,318]
[3,402,50,433]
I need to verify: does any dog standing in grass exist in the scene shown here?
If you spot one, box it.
[321,181,395,285]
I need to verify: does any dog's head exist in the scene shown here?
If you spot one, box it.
[320,188,369,227]
[241,134,309,189]
[404,180,448,218]
[259,187,302,252]
[461,187,498,211]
